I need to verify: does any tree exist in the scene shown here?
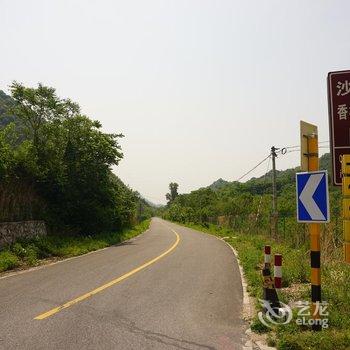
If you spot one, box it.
[166,182,179,205]
[44,115,125,232]
[9,82,80,149]
[0,82,144,233]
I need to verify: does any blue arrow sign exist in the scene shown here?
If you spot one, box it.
[296,171,330,223]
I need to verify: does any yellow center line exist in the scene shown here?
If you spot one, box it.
[34,226,180,320]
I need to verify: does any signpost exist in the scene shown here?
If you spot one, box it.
[296,171,330,223]
[300,121,318,172]
[328,71,350,264]
[342,155,350,263]
[298,121,322,330]
[327,70,350,185]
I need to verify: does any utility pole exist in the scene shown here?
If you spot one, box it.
[271,146,278,238]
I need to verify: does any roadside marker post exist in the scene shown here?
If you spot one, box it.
[274,254,282,290]
[262,246,280,312]
[264,245,271,268]
[342,155,350,263]
[308,134,322,331]
[299,121,322,331]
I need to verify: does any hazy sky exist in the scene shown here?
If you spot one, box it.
[1,1,348,203]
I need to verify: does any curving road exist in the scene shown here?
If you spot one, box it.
[0,218,248,350]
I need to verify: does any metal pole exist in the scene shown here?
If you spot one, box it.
[341,154,350,263]
[271,146,278,237]
[307,134,322,331]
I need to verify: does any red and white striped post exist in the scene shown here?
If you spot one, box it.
[262,245,280,308]
[264,245,271,268]
[274,254,282,290]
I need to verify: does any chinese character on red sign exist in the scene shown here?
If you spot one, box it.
[327,70,350,185]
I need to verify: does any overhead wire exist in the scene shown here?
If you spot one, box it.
[283,149,300,153]
[279,140,329,151]
[238,139,330,224]
[236,139,330,184]
[236,154,271,182]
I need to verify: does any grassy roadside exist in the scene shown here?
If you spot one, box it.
[173,221,350,350]
[0,219,151,273]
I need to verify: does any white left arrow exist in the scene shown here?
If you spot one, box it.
[299,173,325,221]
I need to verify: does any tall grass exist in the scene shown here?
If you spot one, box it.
[0,219,150,273]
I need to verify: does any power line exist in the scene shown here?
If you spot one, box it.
[287,149,300,153]
[283,145,299,150]
[275,140,330,156]
[237,138,330,182]
[236,154,271,182]
[278,140,329,151]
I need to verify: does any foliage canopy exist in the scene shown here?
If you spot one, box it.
[0,83,152,233]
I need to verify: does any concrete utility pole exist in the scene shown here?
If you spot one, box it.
[271,146,278,237]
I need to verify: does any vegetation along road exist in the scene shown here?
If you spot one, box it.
[0,218,247,350]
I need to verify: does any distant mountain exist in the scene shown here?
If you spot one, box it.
[253,152,331,182]
[164,152,338,226]
[141,196,163,208]
[0,90,13,113]
[0,90,17,128]
[205,152,333,196]
[208,178,229,191]
[319,152,332,173]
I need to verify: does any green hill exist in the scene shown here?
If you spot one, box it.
[208,178,229,191]
[163,152,341,244]
[204,152,332,199]
[0,90,17,128]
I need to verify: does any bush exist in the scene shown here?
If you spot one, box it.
[24,244,39,265]
[0,219,151,272]
[0,251,20,272]
[11,242,26,258]
[11,241,40,266]
[250,316,270,334]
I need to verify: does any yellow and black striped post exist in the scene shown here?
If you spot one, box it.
[306,134,322,330]
[307,134,322,331]
[301,122,322,331]
[342,155,350,264]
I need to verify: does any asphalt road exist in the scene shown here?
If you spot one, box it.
[0,218,248,350]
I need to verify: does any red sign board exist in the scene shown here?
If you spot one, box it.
[327,70,350,185]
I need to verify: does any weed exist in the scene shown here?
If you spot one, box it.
[0,220,150,273]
